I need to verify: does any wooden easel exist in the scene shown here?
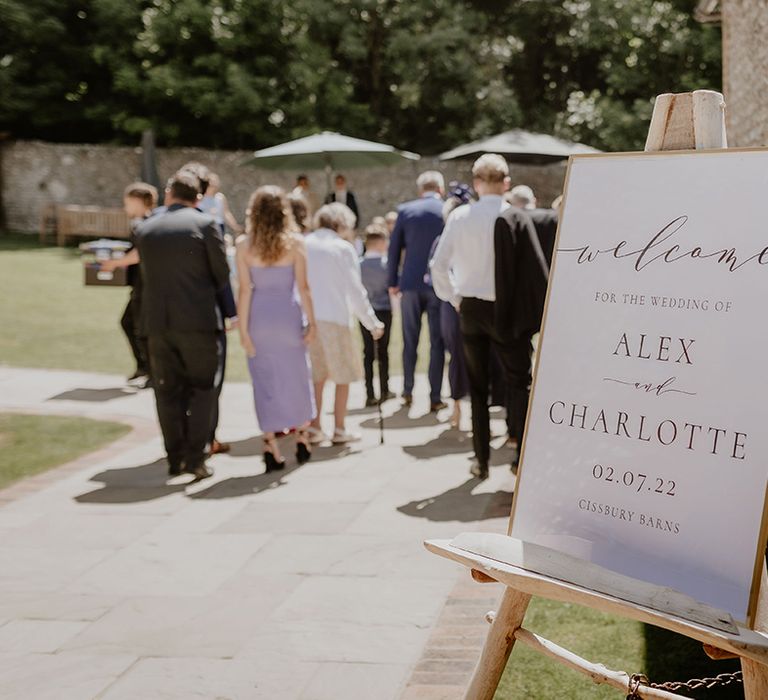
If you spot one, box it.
[426,90,768,699]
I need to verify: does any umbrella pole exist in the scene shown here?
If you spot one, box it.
[324,161,333,197]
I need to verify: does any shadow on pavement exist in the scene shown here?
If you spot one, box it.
[48,387,136,402]
[74,459,188,504]
[226,435,352,463]
[397,477,513,522]
[345,407,377,416]
[403,428,473,460]
[360,405,440,430]
[188,463,303,500]
[404,429,516,470]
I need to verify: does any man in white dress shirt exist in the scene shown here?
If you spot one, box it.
[305,203,384,445]
[291,174,320,217]
[430,154,512,479]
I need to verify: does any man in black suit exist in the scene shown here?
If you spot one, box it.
[135,170,231,481]
[507,185,558,266]
[324,174,360,226]
[178,161,236,457]
[494,201,550,467]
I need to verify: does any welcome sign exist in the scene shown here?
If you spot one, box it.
[510,149,768,625]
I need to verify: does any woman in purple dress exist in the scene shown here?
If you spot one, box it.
[236,186,317,471]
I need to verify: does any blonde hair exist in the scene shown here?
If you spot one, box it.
[472,153,509,183]
[247,186,296,263]
[313,202,356,232]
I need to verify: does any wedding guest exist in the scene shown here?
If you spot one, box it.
[384,211,398,235]
[430,154,514,480]
[104,183,157,387]
[495,189,550,465]
[324,174,360,226]
[305,203,384,444]
[199,172,244,239]
[428,183,473,428]
[506,184,559,266]
[387,171,446,411]
[289,193,310,233]
[359,226,394,406]
[236,186,317,471]
[135,170,231,481]
[292,174,320,217]
[180,161,237,456]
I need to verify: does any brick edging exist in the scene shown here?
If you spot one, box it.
[401,483,514,699]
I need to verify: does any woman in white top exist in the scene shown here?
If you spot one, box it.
[304,203,384,444]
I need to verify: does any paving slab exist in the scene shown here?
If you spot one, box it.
[0,651,136,700]
[0,366,516,699]
[65,532,272,597]
[98,656,320,700]
[300,661,412,700]
[0,619,89,653]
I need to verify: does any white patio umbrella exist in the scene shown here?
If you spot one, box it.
[248,131,420,190]
[439,129,600,164]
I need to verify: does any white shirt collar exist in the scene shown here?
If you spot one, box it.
[313,227,339,239]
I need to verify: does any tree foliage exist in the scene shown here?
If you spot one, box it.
[0,0,721,152]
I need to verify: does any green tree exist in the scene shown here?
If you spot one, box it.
[0,0,721,152]
[482,0,721,151]
[0,0,120,142]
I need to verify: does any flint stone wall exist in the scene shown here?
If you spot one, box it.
[0,139,566,233]
[722,0,768,147]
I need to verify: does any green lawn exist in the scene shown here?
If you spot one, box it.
[498,598,742,698]
[0,412,130,489]
[0,232,423,382]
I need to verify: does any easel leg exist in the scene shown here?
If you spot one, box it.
[741,659,768,698]
[464,586,531,700]
[742,564,768,699]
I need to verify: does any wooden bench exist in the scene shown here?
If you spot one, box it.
[47,205,131,246]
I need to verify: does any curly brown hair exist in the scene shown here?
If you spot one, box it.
[247,186,297,263]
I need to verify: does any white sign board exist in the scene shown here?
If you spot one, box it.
[511,149,768,624]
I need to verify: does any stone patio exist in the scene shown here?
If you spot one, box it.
[0,366,514,699]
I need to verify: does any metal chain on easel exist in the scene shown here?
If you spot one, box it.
[626,671,743,699]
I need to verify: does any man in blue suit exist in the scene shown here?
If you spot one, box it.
[387,171,446,411]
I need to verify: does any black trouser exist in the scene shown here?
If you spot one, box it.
[120,291,149,375]
[360,310,392,399]
[459,297,533,466]
[209,330,227,444]
[148,330,222,470]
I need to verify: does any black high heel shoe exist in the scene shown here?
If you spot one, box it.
[264,437,286,473]
[296,429,312,465]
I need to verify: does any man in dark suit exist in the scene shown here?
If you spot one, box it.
[494,201,550,467]
[507,185,559,266]
[324,174,360,226]
[177,161,236,457]
[135,170,231,481]
[387,171,446,410]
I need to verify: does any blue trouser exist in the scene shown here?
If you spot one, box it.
[400,289,445,403]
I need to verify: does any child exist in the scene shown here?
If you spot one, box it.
[359,225,394,406]
[103,182,158,387]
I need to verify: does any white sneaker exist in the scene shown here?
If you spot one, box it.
[331,429,361,445]
[306,427,328,445]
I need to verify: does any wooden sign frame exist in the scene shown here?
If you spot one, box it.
[425,90,768,699]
